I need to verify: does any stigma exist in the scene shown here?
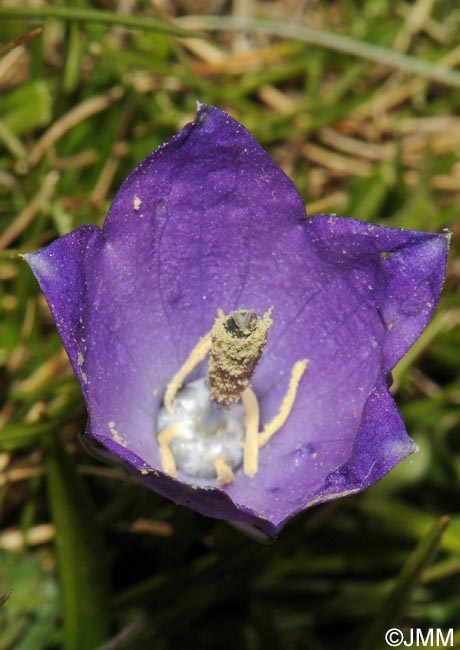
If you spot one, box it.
[208,308,272,405]
[156,308,308,484]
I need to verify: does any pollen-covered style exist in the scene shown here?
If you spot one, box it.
[25,104,449,539]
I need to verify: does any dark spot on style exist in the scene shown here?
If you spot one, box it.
[224,310,258,338]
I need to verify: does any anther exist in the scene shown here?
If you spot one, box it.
[241,386,260,478]
[157,423,182,477]
[164,333,212,414]
[213,456,235,485]
[258,359,308,447]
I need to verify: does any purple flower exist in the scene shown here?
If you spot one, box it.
[25,104,448,540]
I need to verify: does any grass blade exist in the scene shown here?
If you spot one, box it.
[0,6,197,38]
[176,16,460,89]
[359,515,450,650]
[45,436,110,650]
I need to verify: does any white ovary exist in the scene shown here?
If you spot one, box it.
[157,378,246,479]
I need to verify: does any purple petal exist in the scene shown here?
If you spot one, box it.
[24,225,103,397]
[304,215,449,370]
[25,104,449,538]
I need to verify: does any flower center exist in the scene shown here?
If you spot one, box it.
[157,378,245,480]
[156,308,308,484]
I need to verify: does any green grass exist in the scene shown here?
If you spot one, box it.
[1,1,459,649]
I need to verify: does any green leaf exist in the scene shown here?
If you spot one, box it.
[0,81,51,135]
[0,549,60,650]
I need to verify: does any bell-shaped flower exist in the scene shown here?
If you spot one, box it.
[25,104,449,540]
